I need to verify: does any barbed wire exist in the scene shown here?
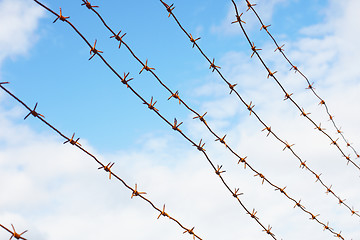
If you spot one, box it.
[243,0,360,160]
[16,1,281,238]
[158,0,359,223]
[230,0,360,171]
[0,81,204,240]
[77,0,350,237]
[0,223,28,240]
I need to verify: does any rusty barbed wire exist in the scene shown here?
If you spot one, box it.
[0,223,28,240]
[0,81,203,240]
[18,1,280,238]
[244,0,360,160]
[230,0,360,171]
[80,0,349,236]
[158,0,359,224]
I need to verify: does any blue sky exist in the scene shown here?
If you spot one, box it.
[1,0,360,239]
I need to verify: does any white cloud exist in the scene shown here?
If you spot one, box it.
[1,0,360,240]
[0,0,44,66]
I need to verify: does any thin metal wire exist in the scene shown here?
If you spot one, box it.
[243,0,359,160]
[0,223,28,240]
[230,0,360,171]
[80,0,349,237]
[0,81,203,240]
[158,0,359,226]
[15,1,280,238]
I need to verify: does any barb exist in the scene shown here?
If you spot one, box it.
[24,102,44,120]
[29,1,280,238]
[0,223,28,240]
[233,0,360,171]
[158,0,359,230]
[0,82,204,240]
[80,0,350,237]
[244,0,360,159]
[233,0,359,220]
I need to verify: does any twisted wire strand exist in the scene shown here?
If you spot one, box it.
[0,82,204,240]
[78,0,348,237]
[230,0,360,171]
[244,0,360,160]
[27,1,280,238]
[158,0,359,223]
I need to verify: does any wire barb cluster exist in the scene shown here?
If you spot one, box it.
[29,1,284,238]
[3,0,357,239]
[227,0,358,221]
[0,81,204,240]
[156,0,359,237]
[242,0,360,163]
[0,224,28,240]
[239,0,360,165]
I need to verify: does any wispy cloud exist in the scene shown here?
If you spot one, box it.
[0,0,44,67]
[1,0,360,239]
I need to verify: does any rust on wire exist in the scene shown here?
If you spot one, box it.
[183,227,196,240]
[63,133,81,146]
[232,0,360,173]
[110,30,127,48]
[98,162,115,179]
[121,72,133,87]
[81,0,98,9]
[15,1,353,239]
[244,0,360,162]
[250,42,261,58]
[0,81,204,240]
[172,118,183,132]
[0,223,28,240]
[229,0,358,222]
[144,96,159,112]
[168,90,181,104]
[157,1,355,237]
[131,183,147,199]
[36,2,282,237]
[89,39,103,60]
[139,59,155,74]
[24,102,44,120]
[53,7,69,23]
[209,58,221,72]
[157,204,170,219]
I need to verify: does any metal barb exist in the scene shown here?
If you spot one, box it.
[98,162,115,179]
[53,7,69,23]
[10,224,28,240]
[110,30,127,48]
[131,183,146,199]
[139,59,155,74]
[121,72,133,87]
[209,58,221,72]
[189,34,200,48]
[81,0,98,9]
[89,39,103,60]
[157,204,169,219]
[24,102,44,120]
[63,133,81,146]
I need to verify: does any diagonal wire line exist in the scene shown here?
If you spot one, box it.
[0,82,203,240]
[0,223,27,240]
[230,0,360,171]
[158,0,359,222]
[79,0,349,236]
[244,0,360,160]
[29,1,280,238]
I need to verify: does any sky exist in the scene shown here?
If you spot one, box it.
[0,0,360,239]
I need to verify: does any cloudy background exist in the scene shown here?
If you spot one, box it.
[0,0,360,239]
